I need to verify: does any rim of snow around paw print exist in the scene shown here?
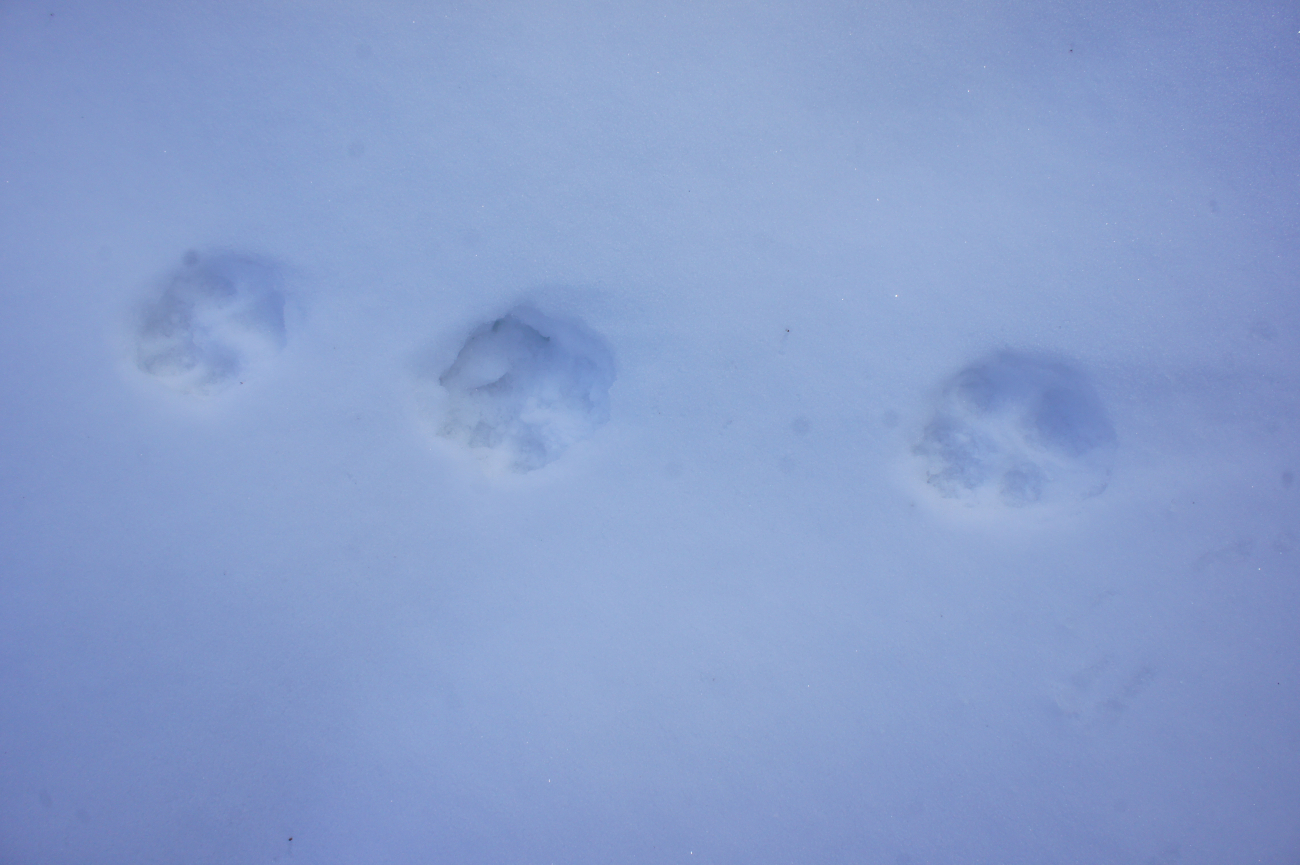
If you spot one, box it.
[419,305,616,475]
[130,250,290,396]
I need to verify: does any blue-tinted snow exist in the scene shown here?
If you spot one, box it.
[1,2,1297,863]
[430,308,615,472]
[135,252,289,393]
[915,351,1117,507]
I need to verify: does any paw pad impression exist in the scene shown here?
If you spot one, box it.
[915,352,1117,507]
[437,309,614,472]
[135,252,287,394]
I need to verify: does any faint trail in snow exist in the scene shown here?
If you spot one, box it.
[915,352,1117,507]
[433,307,615,473]
[134,251,288,394]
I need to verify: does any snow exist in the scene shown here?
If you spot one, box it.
[915,351,1117,508]
[430,308,616,473]
[1,1,1297,863]
[134,252,289,394]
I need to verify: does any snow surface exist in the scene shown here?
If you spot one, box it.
[915,351,1117,507]
[430,308,616,473]
[1,1,1298,863]
[134,251,290,394]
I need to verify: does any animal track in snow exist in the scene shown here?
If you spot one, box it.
[436,308,615,472]
[1047,656,1157,732]
[914,352,1116,507]
[134,252,288,394]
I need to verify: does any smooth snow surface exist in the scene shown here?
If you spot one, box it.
[1,2,1298,864]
